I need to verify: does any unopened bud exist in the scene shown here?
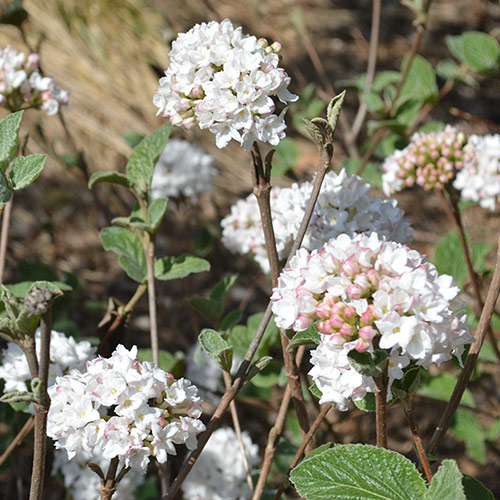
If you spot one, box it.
[23,286,55,317]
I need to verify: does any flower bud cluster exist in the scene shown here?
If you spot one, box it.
[453,134,500,211]
[0,328,96,394]
[153,19,297,152]
[151,138,217,201]
[47,345,205,473]
[52,449,144,500]
[382,126,466,195]
[271,233,473,410]
[181,427,260,500]
[222,169,413,273]
[0,45,69,115]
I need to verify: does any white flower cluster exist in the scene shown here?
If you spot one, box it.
[151,138,217,200]
[271,233,473,410]
[453,134,500,211]
[52,449,144,500]
[0,46,69,115]
[181,427,260,500]
[221,169,414,273]
[0,328,95,393]
[153,19,297,152]
[382,126,466,195]
[47,345,205,473]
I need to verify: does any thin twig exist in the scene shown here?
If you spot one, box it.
[428,237,500,455]
[0,199,13,284]
[402,400,433,483]
[349,0,381,144]
[223,371,254,494]
[273,404,332,500]
[0,415,34,467]
[146,239,159,367]
[375,369,388,448]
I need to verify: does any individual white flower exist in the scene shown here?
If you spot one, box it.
[47,345,205,474]
[453,134,500,211]
[0,45,68,115]
[52,449,144,500]
[181,427,260,500]
[221,169,414,273]
[153,19,297,152]
[150,138,217,200]
[271,233,474,410]
[0,328,96,394]
[382,126,466,195]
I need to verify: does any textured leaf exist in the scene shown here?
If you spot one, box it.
[88,171,132,190]
[287,323,320,351]
[462,475,495,500]
[100,227,147,283]
[147,197,168,231]
[446,35,466,62]
[326,90,346,134]
[398,54,438,104]
[126,124,171,194]
[290,444,427,500]
[348,350,388,378]
[0,168,12,204]
[9,154,46,190]
[0,111,22,171]
[462,31,500,73]
[198,328,233,372]
[243,356,274,385]
[154,255,209,281]
[426,460,465,500]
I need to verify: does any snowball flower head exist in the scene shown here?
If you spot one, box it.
[453,134,500,211]
[0,328,95,395]
[271,233,473,410]
[222,168,414,273]
[181,427,260,500]
[153,19,297,152]
[151,138,217,200]
[0,46,68,115]
[47,345,205,473]
[382,126,466,195]
[52,449,144,500]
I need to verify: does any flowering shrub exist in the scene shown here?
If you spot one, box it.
[382,126,466,195]
[0,328,95,393]
[151,138,217,200]
[47,345,205,473]
[0,46,68,115]
[222,169,413,273]
[271,233,474,409]
[153,19,297,151]
[181,427,259,500]
[453,134,500,211]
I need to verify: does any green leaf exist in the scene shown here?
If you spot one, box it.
[126,124,171,194]
[0,111,22,171]
[485,418,500,442]
[6,281,71,298]
[418,372,476,407]
[290,444,427,500]
[147,198,168,231]
[272,138,299,177]
[123,132,145,148]
[198,328,233,372]
[309,382,323,400]
[362,92,384,114]
[348,350,388,378]
[372,71,401,93]
[446,35,466,62]
[426,460,465,500]
[326,90,346,134]
[243,356,275,386]
[436,59,461,80]
[398,54,438,104]
[136,348,183,374]
[462,475,495,500]
[100,227,147,283]
[353,393,376,412]
[154,255,209,281]
[462,31,500,73]
[88,171,133,190]
[287,323,320,351]
[9,154,46,190]
[391,367,422,400]
[0,168,13,204]
[451,410,486,464]
[220,309,243,331]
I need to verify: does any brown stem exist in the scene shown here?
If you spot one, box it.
[29,310,51,500]
[375,369,388,448]
[447,107,500,133]
[349,0,381,143]
[99,457,120,500]
[0,198,13,284]
[428,237,500,455]
[146,239,159,366]
[222,371,254,494]
[273,404,332,500]
[0,416,34,467]
[403,400,433,483]
[436,187,500,362]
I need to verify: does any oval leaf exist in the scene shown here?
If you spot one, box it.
[10,154,47,190]
[462,31,500,73]
[88,171,133,190]
[0,168,13,204]
[287,323,320,351]
[154,255,210,281]
[0,110,22,171]
[426,460,465,500]
[198,328,233,372]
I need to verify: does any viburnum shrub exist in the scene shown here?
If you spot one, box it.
[1,3,500,500]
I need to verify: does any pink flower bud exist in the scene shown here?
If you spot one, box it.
[343,305,356,322]
[359,325,376,341]
[346,283,363,300]
[340,322,356,338]
[354,338,370,352]
[271,41,282,54]
[329,315,344,329]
